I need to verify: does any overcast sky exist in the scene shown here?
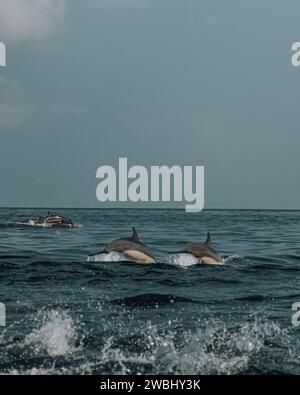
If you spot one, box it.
[0,0,300,209]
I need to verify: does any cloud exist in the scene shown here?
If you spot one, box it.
[0,0,66,42]
[92,0,147,9]
[0,104,33,127]
[0,77,32,128]
[45,103,87,119]
[0,77,87,129]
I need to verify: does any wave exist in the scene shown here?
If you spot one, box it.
[28,260,61,268]
[111,293,195,307]
[235,295,265,302]
[0,254,25,260]
[0,224,13,228]
[224,255,242,263]
[0,262,18,269]
[1,312,294,375]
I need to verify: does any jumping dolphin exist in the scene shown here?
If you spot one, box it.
[102,228,156,263]
[180,233,223,265]
[35,212,74,228]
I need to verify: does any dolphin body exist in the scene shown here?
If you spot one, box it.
[35,212,74,228]
[102,228,156,263]
[181,233,223,265]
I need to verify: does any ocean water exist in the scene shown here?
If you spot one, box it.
[0,208,300,375]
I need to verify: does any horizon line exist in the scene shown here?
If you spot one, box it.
[0,206,300,211]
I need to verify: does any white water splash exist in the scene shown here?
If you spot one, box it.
[166,253,225,267]
[224,255,241,263]
[172,319,282,375]
[87,251,130,262]
[24,310,80,357]
[17,220,51,227]
[95,317,284,375]
[17,220,81,228]
[166,253,200,267]
[1,314,295,375]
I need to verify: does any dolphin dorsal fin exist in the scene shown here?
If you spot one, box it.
[131,227,139,241]
[206,232,211,246]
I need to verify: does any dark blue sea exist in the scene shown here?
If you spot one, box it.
[0,208,299,375]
